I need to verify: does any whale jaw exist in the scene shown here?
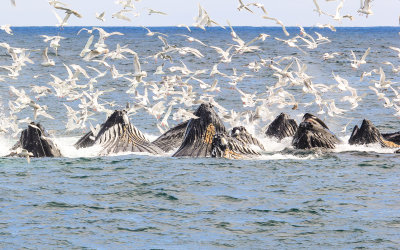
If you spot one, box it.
[173,103,226,157]
[265,113,298,140]
[211,133,260,159]
[230,126,265,151]
[292,114,340,149]
[152,120,189,152]
[75,110,163,155]
[11,122,62,157]
[349,119,400,148]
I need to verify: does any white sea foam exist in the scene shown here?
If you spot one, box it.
[0,135,16,157]
[333,135,397,154]
[53,136,102,158]
[1,132,397,160]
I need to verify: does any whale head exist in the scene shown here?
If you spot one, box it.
[265,113,298,140]
[292,113,340,149]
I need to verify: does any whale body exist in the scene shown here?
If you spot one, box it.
[75,110,163,155]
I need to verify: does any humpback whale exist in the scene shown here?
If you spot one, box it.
[152,120,189,152]
[265,113,298,140]
[172,103,260,158]
[75,110,163,155]
[382,131,400,146]
[9,122,62,158]
[211,133,260,159]
[230,126,265,151]
[349,119,400,148]
[292,113,340,149]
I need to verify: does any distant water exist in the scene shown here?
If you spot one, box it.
[1,26,400,248]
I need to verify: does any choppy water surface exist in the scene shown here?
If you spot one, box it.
[1,27,400,248]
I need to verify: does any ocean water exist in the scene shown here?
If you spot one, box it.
[1,26,400,248]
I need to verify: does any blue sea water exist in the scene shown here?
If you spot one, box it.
[1,26,400,248]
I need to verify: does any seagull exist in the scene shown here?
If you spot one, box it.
[193,4,225,30]
[209,45,233,63]
[0,25,13,35]
[79,35,94,57]
[313,0,327,16]
[326,0,353,22]
[112,9,132,22]
[350,47,370,69]
[370,67,394,89]
[40,35,65,55]
[30,85,52,99]
[382,61,400,74]
[52,5,82,27]
[178,34,207,46]
[358,0,373,17]
[133,52,147,82]
[262,15,289,36]
[153,63,165,75]
[389,46,400,58]
[141,26,167,37]
[48,0,67,7]
[19,149,34,164]
[315,23,337,32]
[172,108,199,121]
[41,47,55,66]
[177,24,191,32]
[315,32,331,43]
[246,3,268,15]
[237,0,253,13]
[147,8,167,15]
[323,52,341,60]
[369,86,393,107]
[359,68,379,81]
[115,0,135,9]
[96,11,105,22]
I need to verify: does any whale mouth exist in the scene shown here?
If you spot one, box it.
[152,120,189,153]
[211,133,260,159]
[230,126,265,151]
[349,119,400,148]
[74,110,163,155]
[292,114,340,149]
[172,103,262,159]
[10,122,62,158]
[265,113,298,140]
[173,103,226,157]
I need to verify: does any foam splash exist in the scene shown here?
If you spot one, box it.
[0,135,16,156]
[1,133,398,160]
[53,136,102,158]
[333,135,397,154]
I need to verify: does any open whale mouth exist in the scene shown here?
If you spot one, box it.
[231,126,265,151]
[172,103,262,158]
[74,110,163,155]
[10,122,62,158]
[349,119,400,148]
[173,103,226,157]
[292,113,340,149]
[265,113,298,140]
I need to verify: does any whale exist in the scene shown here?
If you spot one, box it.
[75,110,164,155]
[292,113,341,149]
[172,103,261,158]
[349,119,400,148]
[230,126,265,151]
[211,133,260,159]
[265,113,298,140]
[152,120,189,152]
[9,122,62,158]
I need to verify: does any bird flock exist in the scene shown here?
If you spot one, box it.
[0,0,400,150]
